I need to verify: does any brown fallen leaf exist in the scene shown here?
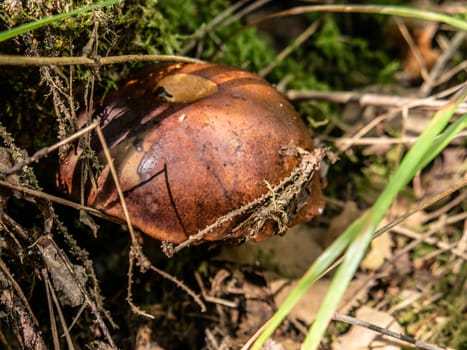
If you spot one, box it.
[135,324,166,350]
[218,224,325,278]
[332,306,405,350]
[386,12,440,83]
[270,276,370,325]
[322,201,360,248]
[361,231,393,271]
[420,147,466,198]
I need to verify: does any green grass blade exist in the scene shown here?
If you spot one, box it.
[420,114,467,170]
[301,90,466,350]
[0,0,121,42]
[270,5,467,31]
[249,216,368,350]
[364,5,467,30]
[253,90,466,350]
[372,93,465,216]
[302,214,376,349]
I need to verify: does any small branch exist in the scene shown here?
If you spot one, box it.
[332,312,444,350]
[0,258,39,327]
[0,180,118,223]
[1,212,30,241]
[0,54,204,66]
[375,180,467,240]
[220,0,272,31]
[0,121,99,178]
[39,236,117,348]
[95,126,155,319]
[42,269,60,350]
[95,125,138,246]
[286,90,467,115]
[42,269,76,350]
[149,264,206,312]
[391,212,467,261]
[194,272,238,308]
[329,131,467,147]
[249,5,467,31]
[126,245,155,320]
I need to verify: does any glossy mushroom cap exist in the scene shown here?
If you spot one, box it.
[59,63,324,244]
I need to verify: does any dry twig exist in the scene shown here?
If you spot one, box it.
[286,90,467,115]
[332,312,444,350]
[0,54,204,66]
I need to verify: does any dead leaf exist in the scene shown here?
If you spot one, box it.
[265,337,301,350]
[385,16,440,83]
[261,339,286,350]
[270,276,370,324]
[135,324,165,350]
[361,231,393,270]
[390,196,428,229]
[218,224,324,278]
[332,306,405,350]
[322,201,360,248]
[420,148,466,197]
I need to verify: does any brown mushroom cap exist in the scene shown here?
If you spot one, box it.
[59,63,324,244]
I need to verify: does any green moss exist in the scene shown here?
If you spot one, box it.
[214,26,277,71]
[0,0,129,150]
[396,267,467,349]
[127,0,183,55]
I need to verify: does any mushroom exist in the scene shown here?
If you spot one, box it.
[59,63,325,245]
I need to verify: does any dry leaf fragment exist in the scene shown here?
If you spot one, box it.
[218,224,325,278]
[322,201,360,248]
[332,306,404,350]
[361,231,393,271]
[270,276,370,324]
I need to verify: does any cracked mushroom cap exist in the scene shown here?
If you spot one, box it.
[59,63,324,244]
